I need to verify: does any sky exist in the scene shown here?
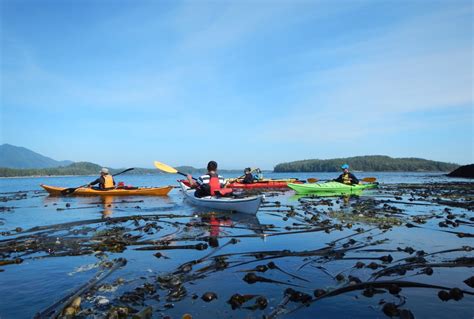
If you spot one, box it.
[1,0,472,169]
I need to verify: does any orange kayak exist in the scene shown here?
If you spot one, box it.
[40,184,173,196]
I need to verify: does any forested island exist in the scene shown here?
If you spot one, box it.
[274,155,459,172]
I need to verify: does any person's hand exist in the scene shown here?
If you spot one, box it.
[86,184,91,188]
[187,174,193,183]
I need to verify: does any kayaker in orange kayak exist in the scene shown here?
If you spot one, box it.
[242,167,257,184]
[334,164,359,185]
[87,168,116,190]
[187,161,232,197]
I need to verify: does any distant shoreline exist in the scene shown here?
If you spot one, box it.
[0,171,456,179]
[0,174,97,179]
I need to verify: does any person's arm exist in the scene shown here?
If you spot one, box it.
[334,174,343,183]
[350,173,359,184]
[88,178,100,186]
[187,174,201,188]
[219,175,226,187]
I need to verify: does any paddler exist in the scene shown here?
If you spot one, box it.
[187,161,232,197]
[242,167,257,184]
[87,168,116,190]
[334,164,359,185]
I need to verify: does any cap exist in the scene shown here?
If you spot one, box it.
[341,164,349,170]
[100,168,109,174]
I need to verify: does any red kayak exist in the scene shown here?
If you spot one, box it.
[227,180,303,189]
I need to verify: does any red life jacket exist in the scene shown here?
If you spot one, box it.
[209,173,221,195]
[209,173,233,196]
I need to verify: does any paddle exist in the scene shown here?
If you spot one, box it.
[154,161,197,180]
[60,168,135,195]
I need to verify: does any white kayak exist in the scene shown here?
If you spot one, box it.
[179,182,263,215]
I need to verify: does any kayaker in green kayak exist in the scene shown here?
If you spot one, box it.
[187,161,233,197]
[334,164,359,185]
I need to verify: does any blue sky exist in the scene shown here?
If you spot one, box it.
[1,0,472,169]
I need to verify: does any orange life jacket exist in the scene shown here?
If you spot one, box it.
[103,174,115,189]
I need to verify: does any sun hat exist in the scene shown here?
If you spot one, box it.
[100,168,109,174]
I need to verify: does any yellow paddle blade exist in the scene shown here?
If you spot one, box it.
[154,161,178,174]
[361,177,377,183]
[307,178,318,183]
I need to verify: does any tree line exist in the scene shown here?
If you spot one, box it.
[0,162,243,177]
[273,155,459,172]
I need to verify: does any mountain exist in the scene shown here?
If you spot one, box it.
[274,155,460,172]
[0,144,73,169]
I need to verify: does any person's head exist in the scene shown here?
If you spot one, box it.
[244,167,251,174]
[341,164,349,173]
[207,161,218,172]
[100,168,109,175]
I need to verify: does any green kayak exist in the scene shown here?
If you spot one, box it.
[287,181,378,195]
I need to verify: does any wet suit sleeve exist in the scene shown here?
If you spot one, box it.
[334,174,343,183]
[350,173,359,184]
[89,177,101,186]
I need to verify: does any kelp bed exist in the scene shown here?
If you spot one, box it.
[0,182,473,318]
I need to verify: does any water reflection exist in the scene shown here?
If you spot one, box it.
[190,211,264,245]
[42,195,115,218]
[101,196,114,218]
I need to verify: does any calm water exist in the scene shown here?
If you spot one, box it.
[0,172,472,318]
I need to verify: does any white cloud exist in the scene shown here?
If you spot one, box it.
[259,6,473,143]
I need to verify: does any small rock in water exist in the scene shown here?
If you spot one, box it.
[201,292,217,302]
[243,273,259,284]
[255,296,268,309]
[449,288,464,301]
[96,297,110,306]
[382,303,399,317]
[314,289,326,298]
[388,284,401,295]
[335,273,345,281]
[438,290,450,301]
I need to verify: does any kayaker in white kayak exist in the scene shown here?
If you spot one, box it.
[87,168,116,190]
[187,161,233,197]
[334,164,359,185]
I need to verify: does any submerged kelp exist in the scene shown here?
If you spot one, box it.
[0,180,473,318]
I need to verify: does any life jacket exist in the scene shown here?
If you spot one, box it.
[209,173,221,195]
[103,174,115,189]
[208,173,233,196]
[342,173,351,185]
